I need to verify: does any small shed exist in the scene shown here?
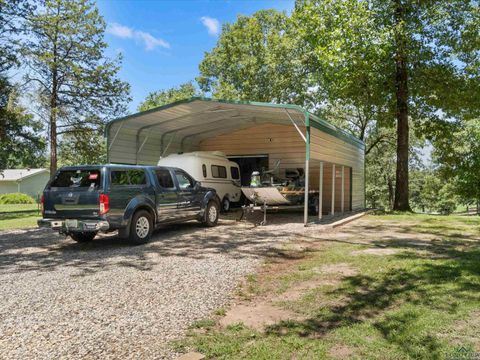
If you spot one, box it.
[0,168,50,200]
[105,97,365,225]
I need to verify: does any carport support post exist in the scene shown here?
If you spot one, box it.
[303,113,310,227]
[319,161,323,220]
[341,165,345,214]
[331,164,335,216]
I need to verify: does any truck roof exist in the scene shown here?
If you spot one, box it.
[58,164,176,171]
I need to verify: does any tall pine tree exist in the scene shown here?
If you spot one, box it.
[23,0,130,175]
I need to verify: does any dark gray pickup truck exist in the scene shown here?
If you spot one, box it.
[38,165,220,245]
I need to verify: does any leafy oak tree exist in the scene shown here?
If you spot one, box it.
[197,9,312,105]
[138,82,197,112]
[294,0,480,211]
[22,0,130,176]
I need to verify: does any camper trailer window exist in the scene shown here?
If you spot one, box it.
[156,169,175,189]
[230,167,240,180]
[175,170,195,190]
[202,164,207,178]
[211,165,227,178]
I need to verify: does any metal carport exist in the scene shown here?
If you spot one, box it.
[105,97,365,226]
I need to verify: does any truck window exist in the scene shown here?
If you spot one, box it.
[175,170,195,190]
[211,165,227,178]
[230,167,240,180]
[156,169,175,189]
[202,164,207,178]
[128,170,146,185]
[111,169,147,186]
[51,169,101,188]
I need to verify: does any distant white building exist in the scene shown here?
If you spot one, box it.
[0,169,50,200]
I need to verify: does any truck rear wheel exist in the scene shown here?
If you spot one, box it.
[203,200,219,227]
[129,210,153,245]
[70,232,96,243]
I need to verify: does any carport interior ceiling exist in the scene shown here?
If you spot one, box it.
[106,97,364,165]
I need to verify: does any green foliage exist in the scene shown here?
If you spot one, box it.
[0,0,34,72]
[197,10,309,104]
[410,170,458,214]
[138,82,197,112]
[0,193,36,204]
[0,84,46,169]
[432,119,480,207]
[58,130,106,166]
[0,1,44,171]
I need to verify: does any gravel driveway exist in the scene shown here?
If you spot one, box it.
[0,214,313,359]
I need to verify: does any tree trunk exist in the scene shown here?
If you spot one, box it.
[49,27,59,179]
[49,107,57,177]
[393,0,411,211]
[49,67,58,178]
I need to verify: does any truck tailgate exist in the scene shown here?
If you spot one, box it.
[43,168,103,219]
[44,189,101,218]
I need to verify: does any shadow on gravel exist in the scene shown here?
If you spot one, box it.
[0,212,317,275]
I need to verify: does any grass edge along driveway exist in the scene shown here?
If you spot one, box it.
[0,204,40,230]
[176,214,480,360]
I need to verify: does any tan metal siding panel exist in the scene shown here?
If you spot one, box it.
[310,127,365,210]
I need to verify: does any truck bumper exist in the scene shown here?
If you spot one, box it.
[38,218,110,232]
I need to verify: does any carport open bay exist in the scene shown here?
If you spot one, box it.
[0,215,310,359]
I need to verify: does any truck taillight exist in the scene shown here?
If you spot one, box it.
[99,194,110,215]
[40,195,44,215]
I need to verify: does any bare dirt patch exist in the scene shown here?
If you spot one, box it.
[219,303,299,330]
[314,262,358,276]
[277,278,337,301]
[440,310,480,350]
[351,248,399,256]
[329,344,354,358]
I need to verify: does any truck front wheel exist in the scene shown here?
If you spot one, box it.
[203,200,220,227]
[129,210,153,245]
[70,232,96,243]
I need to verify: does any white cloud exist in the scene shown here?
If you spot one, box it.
[107,23,133,38]
[136,31,170,50]
[200,16,220,36]
[107,22,170,50]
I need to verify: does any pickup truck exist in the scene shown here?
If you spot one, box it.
[38,165,220,245]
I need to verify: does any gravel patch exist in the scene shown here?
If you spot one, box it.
[0,213,325,359]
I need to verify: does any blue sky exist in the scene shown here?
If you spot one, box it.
[98,0,294,112]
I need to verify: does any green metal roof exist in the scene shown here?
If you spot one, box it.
[105,96,365,150]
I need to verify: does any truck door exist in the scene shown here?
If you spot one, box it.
[173,169,201,218]
[154,168,180,222]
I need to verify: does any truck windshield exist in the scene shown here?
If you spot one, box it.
[50,169,102,188]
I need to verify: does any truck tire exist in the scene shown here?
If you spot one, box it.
[70,232,96,243]
[203,200,219,227]
[129,210,153,245]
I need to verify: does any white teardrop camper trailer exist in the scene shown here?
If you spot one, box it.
[157,151,241,211]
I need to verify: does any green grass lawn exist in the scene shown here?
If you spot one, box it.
[0,204,40,230]
[176,214,480,359]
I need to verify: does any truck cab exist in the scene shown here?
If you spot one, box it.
[38,165,220,245]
